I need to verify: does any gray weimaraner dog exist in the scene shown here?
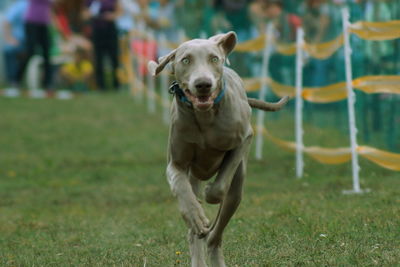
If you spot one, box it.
[148,31,288,267]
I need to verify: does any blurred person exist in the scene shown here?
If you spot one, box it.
[264,0,301,86]
[249,0,270,35]
[83,0,122,91]
[60,47,93,92]
[117,0,140,35]
[16,0,54,92]
[214,0,252,42]
[53,1,92,56]
[129,0,158,77]
[175,0,205,38]
[301,0,338,87]
[214,0,252,76]
[155,0,175,35]
[53,0,86,33]
[302,0,329,44]
[209,1,231,35]
[152,0,176,56]
[2,0,28,91]
[115,0,140,86]
[264,0,301,43]
[134,0,155,29]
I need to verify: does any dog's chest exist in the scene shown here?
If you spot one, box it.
[200,120,247,151]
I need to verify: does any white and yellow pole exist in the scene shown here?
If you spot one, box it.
[146,30,156,114]
[159,33,170,125]
[135,21,145,103]
[295,27,305,178]
[342,7,367,194]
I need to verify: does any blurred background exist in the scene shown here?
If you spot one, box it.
[0,0,399,153]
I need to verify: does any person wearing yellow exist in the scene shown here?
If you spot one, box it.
[60,48,93,92]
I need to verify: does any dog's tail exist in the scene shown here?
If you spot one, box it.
[247,96,290,112]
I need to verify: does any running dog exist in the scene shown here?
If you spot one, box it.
[148,31,288,267]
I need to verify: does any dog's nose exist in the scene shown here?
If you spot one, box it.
[194,78,212,93]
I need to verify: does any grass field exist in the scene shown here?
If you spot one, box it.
[0,93,399,266]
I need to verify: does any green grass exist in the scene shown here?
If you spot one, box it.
[0,93,399,266]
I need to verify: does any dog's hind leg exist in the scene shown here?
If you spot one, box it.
[206,161,246,267]
[205,135,251,204]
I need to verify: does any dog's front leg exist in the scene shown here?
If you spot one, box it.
[167,162,210,237]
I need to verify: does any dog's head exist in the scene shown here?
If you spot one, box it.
[148,31,237,111]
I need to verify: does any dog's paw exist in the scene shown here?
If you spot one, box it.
[205,183,224,204]
[179,200,210,237]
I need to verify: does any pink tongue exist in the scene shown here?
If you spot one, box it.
[198,96,210,103]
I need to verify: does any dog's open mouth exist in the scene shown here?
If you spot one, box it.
[184,90,219,111]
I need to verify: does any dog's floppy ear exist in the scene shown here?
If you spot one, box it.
[209,31,237,56]
[148,49,176,76]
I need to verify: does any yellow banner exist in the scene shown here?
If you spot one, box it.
[349,20,400,41]
[243,78,295,97]
[304,35,344,59]
[262,129,352,164]
[244,75,400,103]
[353,75,400,94]
[262,128,400,171]
[235,34,343,59]
[235,35,266,52]
[276,43,296,56]
[358,146,400,171]
[137,19,400,57]
[305,146,352,164]
[301,76,400,103]
[243,77,267,92]
[302,82,347,103]
[269,79,296,98]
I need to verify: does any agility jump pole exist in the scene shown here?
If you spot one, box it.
[126,30,136,97]
[295,27,305,178]
[255,23,274,160]
[341,7,367,194]
[159,33,171,125]
[134,22,145,103]
[146,30,156,114]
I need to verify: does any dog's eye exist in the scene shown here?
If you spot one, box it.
[211,56,219,63]
[182,58,190,65]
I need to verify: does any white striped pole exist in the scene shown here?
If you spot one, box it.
[295,27,305,178]
[159,33,170,125]
[341,7,367,194]
[255,23,274,160]
[127,30,136,96]
[135,22,145,103]
[146,30,156,114]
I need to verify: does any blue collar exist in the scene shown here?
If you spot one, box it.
[168,80,226,107]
